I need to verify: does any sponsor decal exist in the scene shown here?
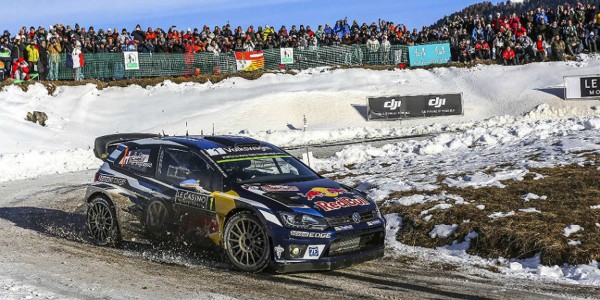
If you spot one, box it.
[175,190,212,210]
[181,213,220,238]
[289,231,332,239]
[408,43,451,67]
[383,99,401,110]
[314,196,370,212]
[304,187,347,201]
[308,246,319,257]
[206,146,272,156]
[352,212,361,224]
[241,184,265,195]
[261,185,300,192]
[580,76,600,97]
[334,225,354,231]
[97,174,127,186]
[367,219,382,226]
[302,244,325,260]
[121,149,152,168]
[367,93,462,120]
[274,245,284,260]
[428,97,446,108]
[280,48,294,64]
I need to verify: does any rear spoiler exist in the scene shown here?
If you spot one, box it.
[93,133,160,160]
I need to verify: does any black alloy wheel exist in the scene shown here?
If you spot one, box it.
[87,197,120,246]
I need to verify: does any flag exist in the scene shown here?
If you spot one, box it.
[73,53,85,68]
[70,51,84,68]
[235,51,264,71]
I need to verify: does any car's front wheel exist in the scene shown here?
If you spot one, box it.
[223,211,270,272]
[87,197,120,246]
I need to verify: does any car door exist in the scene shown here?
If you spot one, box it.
[156,147,223,244]
[114,144,161,239]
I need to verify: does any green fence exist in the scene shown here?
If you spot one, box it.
[54,45,410,80]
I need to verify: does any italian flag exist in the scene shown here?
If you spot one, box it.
[235,51,264,71]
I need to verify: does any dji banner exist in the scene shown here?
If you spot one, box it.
[367,93,463,120]
[564,75,600,100]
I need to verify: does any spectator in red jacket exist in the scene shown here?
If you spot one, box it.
[534,34,549,61]
[474,39,490,60]
[11,57,30,80]
[514,23,527,38]
[508,13,521,31]
[502,45,516,65]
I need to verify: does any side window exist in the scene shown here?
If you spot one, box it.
[119,146,157,176]
[158,148,221,191]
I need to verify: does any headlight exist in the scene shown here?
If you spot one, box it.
[278,211,328,231]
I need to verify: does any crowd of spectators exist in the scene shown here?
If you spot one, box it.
[438,1,599,65]
[0,1,598,81]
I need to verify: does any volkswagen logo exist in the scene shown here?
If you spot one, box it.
[352,212,361,224]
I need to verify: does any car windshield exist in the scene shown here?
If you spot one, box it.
[218,155,319,184]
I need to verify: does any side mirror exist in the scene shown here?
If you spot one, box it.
[355,182,372,193]
[179,179,200,190]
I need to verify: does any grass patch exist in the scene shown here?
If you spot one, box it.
[382,157,600,266]
[0,71,272,94]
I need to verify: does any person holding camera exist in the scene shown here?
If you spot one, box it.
[47,37,62,80]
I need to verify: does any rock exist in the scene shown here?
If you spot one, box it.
[25,111,48,127]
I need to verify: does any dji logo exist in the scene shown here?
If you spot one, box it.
[428,97,446,108]
[384,99,401,110]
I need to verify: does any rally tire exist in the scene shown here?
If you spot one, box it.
[223,211,271,273]
[87,197,121,247]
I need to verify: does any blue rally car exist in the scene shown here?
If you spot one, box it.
[86,133,385,273]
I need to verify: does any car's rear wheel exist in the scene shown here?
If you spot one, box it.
[87,197,120,246]
[223,211,270,272]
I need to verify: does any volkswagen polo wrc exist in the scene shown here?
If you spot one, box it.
[86,134,385,272]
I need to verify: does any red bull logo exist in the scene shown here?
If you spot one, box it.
[315,196,370,212]
[305,187,347,201]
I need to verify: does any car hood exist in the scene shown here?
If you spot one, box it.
[239,178,375,216]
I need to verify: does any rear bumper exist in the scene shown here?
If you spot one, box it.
[271,246,384,273]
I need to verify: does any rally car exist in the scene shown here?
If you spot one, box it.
[86,133,385,273]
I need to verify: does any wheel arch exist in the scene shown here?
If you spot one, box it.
[223,206,276,250]
[87,191,114,206]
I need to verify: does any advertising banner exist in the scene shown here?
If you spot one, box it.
[564,75,600,100]
[235,51,265,71]
[408,43,451,67]
[124,51,139,70]
[367,94,463,120]
[280,48,294,64]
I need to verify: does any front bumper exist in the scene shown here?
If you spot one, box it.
[267,221,386,273]
[271,246,384,273]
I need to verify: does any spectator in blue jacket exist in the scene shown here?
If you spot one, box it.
[341,19,351,38]
[534,7,548,25]
[323,24,334,36]
[333,21,343,39]
[472,22,485,43]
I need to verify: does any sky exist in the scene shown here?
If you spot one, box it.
[1,0,502,35]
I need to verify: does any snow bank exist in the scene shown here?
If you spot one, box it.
[428,224,458,239]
